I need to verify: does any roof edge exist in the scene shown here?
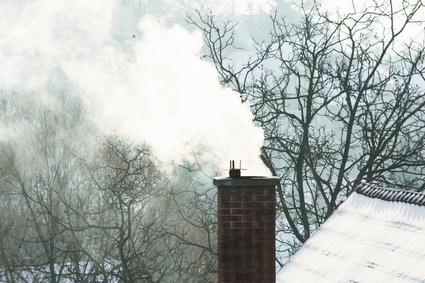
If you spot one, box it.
[355,183,425,206]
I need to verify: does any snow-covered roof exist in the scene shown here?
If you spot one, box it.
[277,183,425,282]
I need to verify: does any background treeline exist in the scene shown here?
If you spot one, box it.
[0,91,218,282]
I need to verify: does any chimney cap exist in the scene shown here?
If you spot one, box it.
[213,176,280,187]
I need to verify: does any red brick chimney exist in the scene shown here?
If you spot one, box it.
[213,162,279,283]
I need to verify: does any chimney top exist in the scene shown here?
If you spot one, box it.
[213,176,280,187]
[215,160,279,186]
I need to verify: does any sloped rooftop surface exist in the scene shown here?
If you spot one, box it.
[277,183,425,282]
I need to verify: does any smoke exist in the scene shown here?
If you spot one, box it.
[0,0,269,175]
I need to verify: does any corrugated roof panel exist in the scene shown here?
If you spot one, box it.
[277,185,425,282]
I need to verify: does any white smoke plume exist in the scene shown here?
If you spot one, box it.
[0,0,269,175]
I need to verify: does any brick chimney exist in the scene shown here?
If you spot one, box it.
[213,162,279,283]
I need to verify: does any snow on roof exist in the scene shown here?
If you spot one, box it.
[277,183,425,283]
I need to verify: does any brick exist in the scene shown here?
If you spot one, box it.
[256,195,274,201]
[220,194,231,202]
[220,202,243,208]
[232,221,253,228]
[254,221,274,228]
[244,201,272,208]
[219,208,232,215]
[219,215,243,222]
[233,208,259,215]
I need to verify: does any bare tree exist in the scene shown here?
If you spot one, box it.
[0,90,98,282]
[163,156,218,282]
[81,139,218,282]
[86,138,163,283]
[0,90,219,282]
[190,0,425,263]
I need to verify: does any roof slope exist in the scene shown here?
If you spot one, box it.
[277,183,425,283]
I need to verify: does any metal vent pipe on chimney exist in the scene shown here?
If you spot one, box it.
[213,162,279,283]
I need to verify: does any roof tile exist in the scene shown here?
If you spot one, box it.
[355,183,425,206]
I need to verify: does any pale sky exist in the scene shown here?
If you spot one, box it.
[0,0,423,175]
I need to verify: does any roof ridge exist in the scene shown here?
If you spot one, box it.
[355,183,425,206]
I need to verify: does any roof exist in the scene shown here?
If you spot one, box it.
[277,183,425,282]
